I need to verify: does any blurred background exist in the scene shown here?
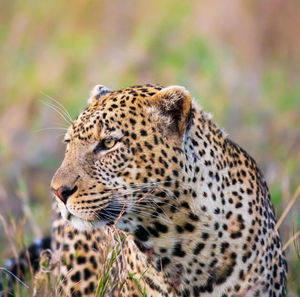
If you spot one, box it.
[0,0,299,295]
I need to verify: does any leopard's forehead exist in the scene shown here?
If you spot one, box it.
[67,84,163,141]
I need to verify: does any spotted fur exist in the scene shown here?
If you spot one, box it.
[50,84,287,297]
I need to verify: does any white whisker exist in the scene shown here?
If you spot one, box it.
[41,92,73,122]
[42,101,72,125]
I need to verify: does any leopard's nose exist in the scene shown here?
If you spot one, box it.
[51,185,78,204]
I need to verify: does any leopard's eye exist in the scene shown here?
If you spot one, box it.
[93,138,117,153]
[103,138,116,149]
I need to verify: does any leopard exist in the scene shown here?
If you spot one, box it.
[2,84,287,297]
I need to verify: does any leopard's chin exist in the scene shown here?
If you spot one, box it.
[69,215,106,231]
[57,203,107,231]
[57,197,127,231]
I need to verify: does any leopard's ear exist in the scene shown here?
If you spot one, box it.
[148,85,192,136]
[88,85,112,105]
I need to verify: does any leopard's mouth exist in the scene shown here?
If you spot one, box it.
[59,200,126,230]
[95,201,126,224]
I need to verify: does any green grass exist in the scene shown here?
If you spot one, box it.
[95,232,125,297]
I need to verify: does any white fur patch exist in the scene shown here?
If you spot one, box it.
[163,85,190,97]
[160,85,190,110]
[87,84,111,104]
[206,112,213,120]
[70,216,106,231]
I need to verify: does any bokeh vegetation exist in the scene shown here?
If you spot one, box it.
[0,0,299,295]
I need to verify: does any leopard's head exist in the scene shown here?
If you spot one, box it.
[51,84,192,231]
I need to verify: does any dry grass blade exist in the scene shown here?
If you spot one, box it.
[275,185,300,230]
[283,229,300,251]
[17,177,42,240]
[237,185,300,294]
[0,214,18,259]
